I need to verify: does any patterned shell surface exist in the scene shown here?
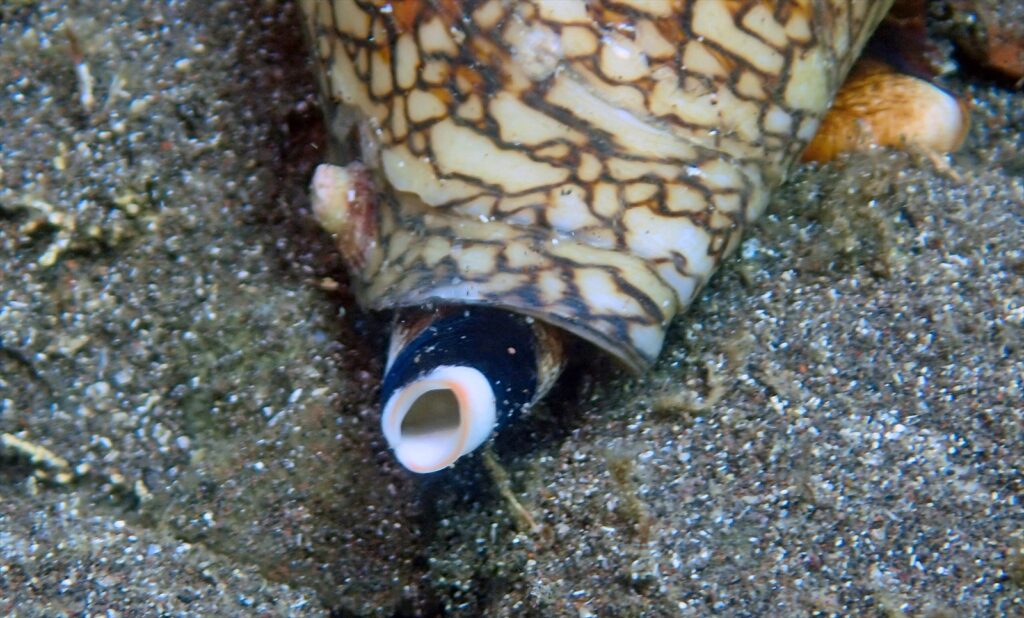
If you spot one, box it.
[300,0,894,371]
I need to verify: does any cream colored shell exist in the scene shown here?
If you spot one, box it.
[300,0,894,371]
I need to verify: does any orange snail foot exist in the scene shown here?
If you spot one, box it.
[802,58,970,163]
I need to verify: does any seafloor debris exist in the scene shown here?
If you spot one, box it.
[939,0,1024,82]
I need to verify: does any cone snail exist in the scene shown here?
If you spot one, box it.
[299,0,897,472]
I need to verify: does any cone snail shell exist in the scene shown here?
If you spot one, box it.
[300,0,895,472]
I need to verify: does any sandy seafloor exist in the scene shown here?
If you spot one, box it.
[1,1,1021,616]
